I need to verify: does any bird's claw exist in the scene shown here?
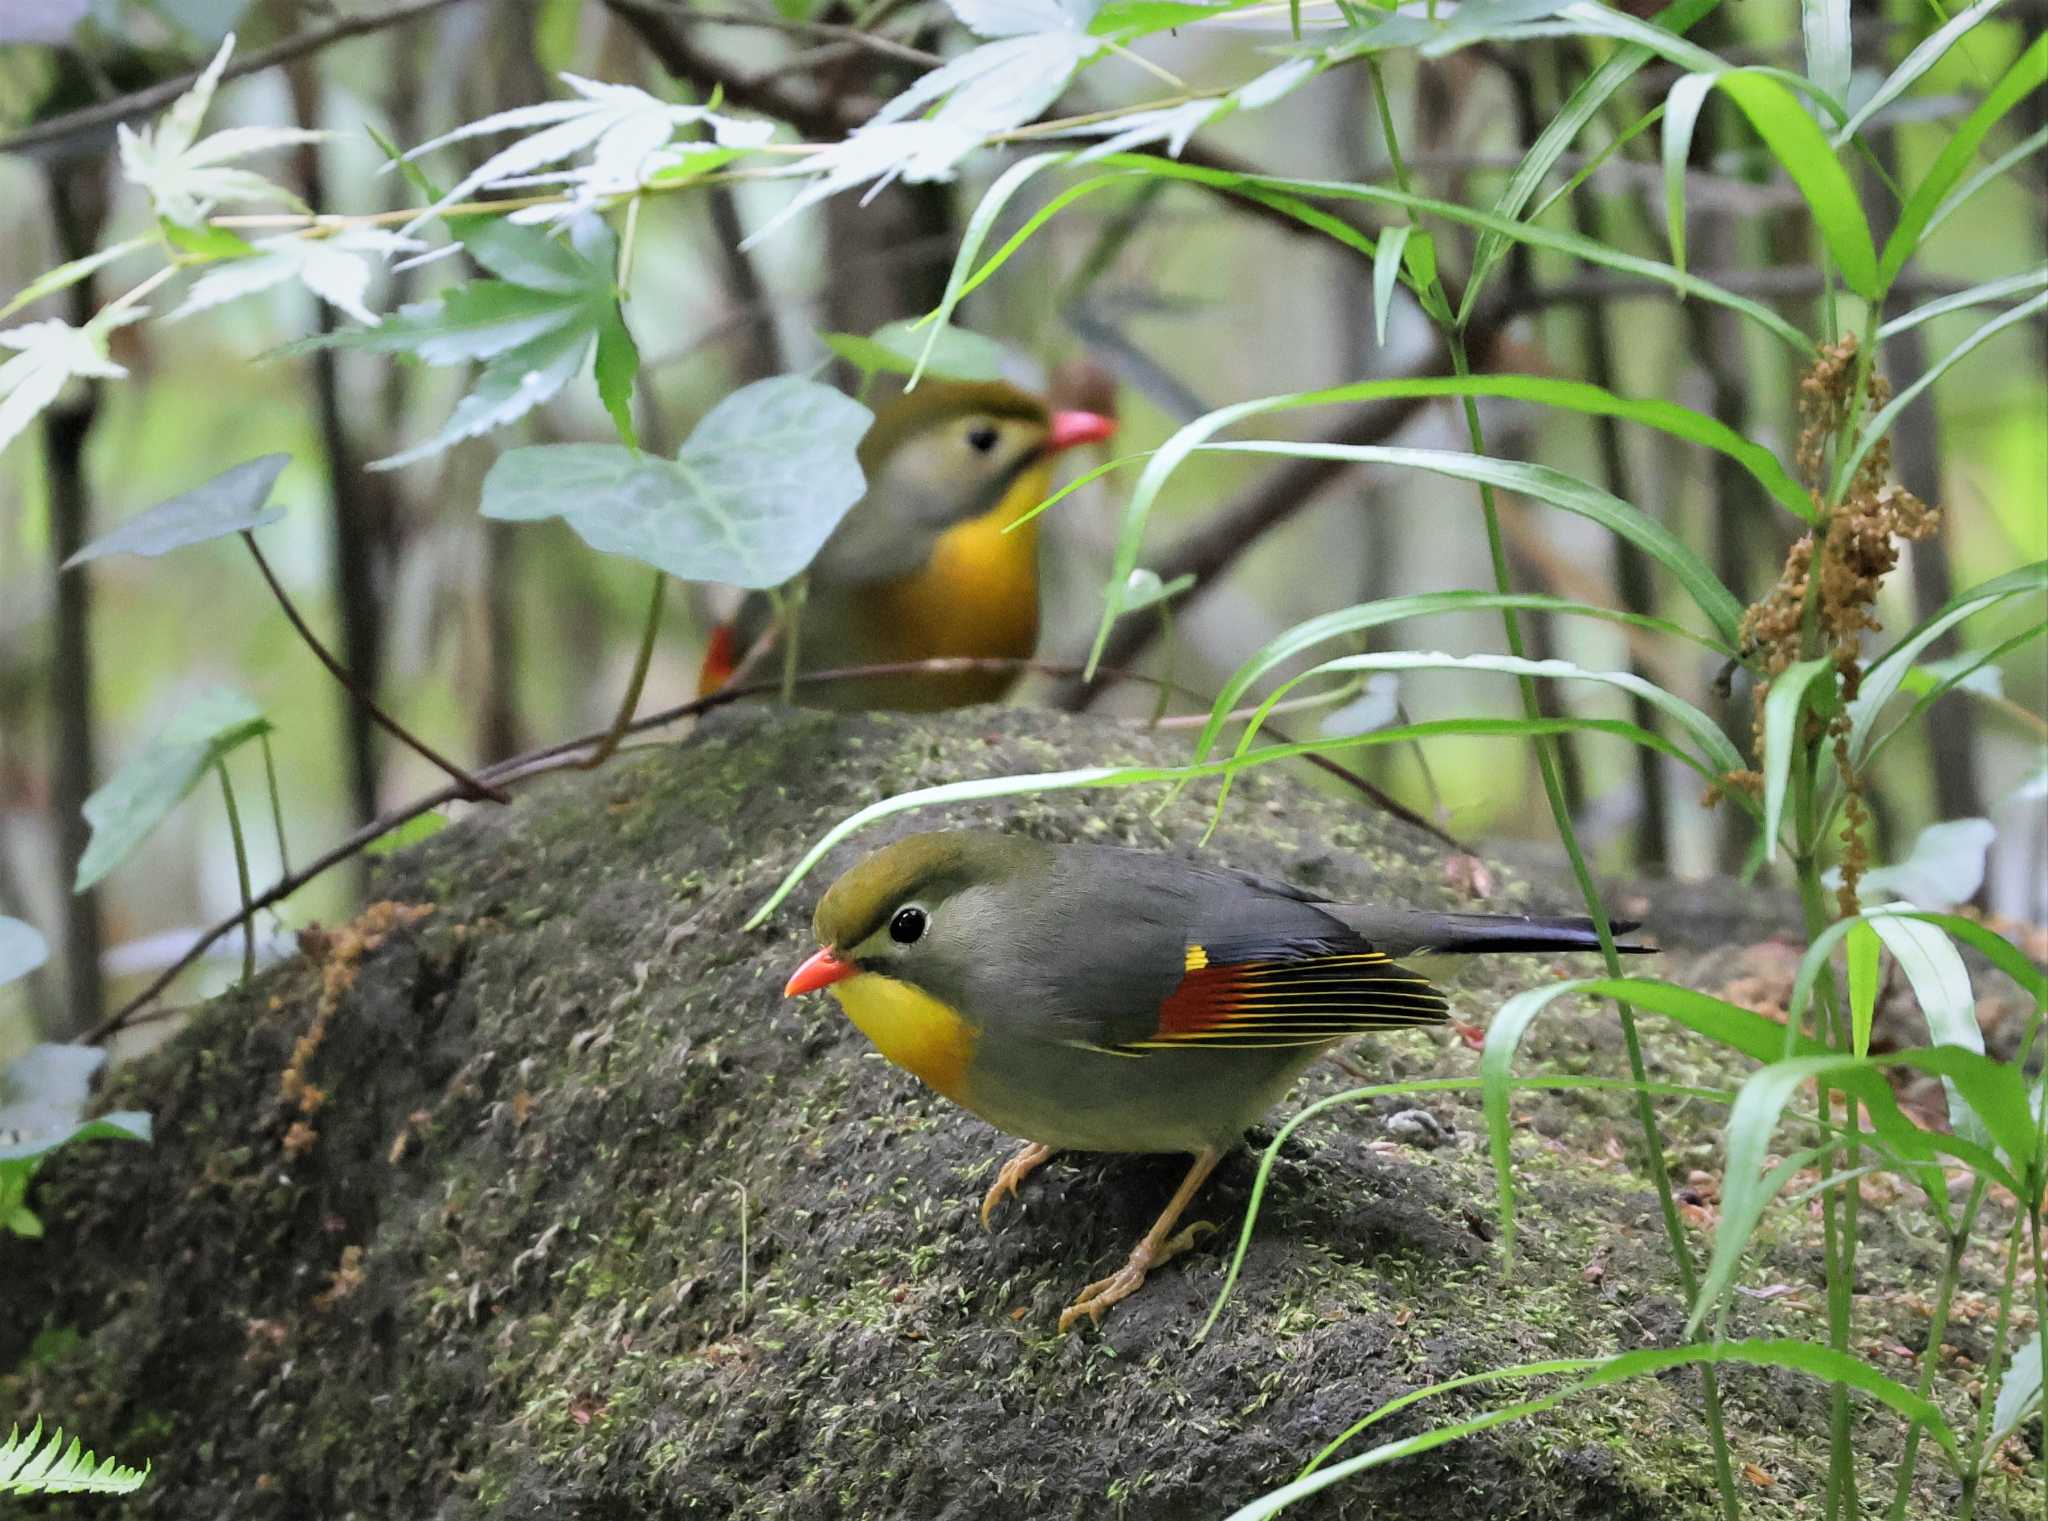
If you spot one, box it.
[980,1142,1056,1229]
[1057,1219,1215,1332]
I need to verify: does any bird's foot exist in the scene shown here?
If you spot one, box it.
[980,1142,1058,1229]
[1057,1219,1215,1332]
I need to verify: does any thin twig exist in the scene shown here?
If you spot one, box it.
[241,533,510,804]
[614,0,943,66]
[577,573,668,770]
[86,655,1466,1043]
[216,762,255,983]
[0,0,472,158]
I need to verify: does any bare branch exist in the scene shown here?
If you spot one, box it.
[0,0,472,159]
[618,0,943,67]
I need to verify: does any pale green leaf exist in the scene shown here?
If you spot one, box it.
[1192,589,1729,769]
[1800,0,1850,108]
[0,236,154,324]
[63,453,288,567]
[0,1043,152,1164]
[1993,1335,2043,1450]
[0,918,46,988]
[481,376,873,587]
[75,688,270,891]
[370,320,594,471]
[824,319,1009,383]
[1200,441,1747,645]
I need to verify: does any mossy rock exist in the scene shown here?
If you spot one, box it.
[0,708,2025,1519]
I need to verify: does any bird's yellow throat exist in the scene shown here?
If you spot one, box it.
[857,464,1048,706]
[828,973,977,1103]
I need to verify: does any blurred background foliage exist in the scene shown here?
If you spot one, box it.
[0,0,2041,1052]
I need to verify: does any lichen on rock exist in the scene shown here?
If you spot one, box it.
[0,707,2025,1519]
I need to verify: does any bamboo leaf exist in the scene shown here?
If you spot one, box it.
[1833,0,2006,146]
[1877,267,2048,340]
[1848,561,2046,763]
[1082,372,1760,676]
[1800,0,1850,108]
[1462,0,1721,314]
[1881,32,2048,288]
[1191,589,1731,767]
[1205,441,1747,644]
[1717,70,1879,297]
[1371,223,1410,345]
[1835,291,2048,499]
[1661,70,1717,276]
[1847,918,1879,1057]
[1759,656,1835,862]
[746,715,1666,930]
[1224,1338,1954,1519]
[1100,153,1817,351]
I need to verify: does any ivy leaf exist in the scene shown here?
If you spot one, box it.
[305,217,635,466]
[115,33,324,227]
[0,918,46,988]
[0,1044,152,1166]
[822,319,1009,382]
[75,688,270,892]
[0,306,147,461]
[170,229,422,326]
[481,376,873,589]
[64,453,288,567]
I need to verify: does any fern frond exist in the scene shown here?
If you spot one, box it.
[0,1419,149,1496]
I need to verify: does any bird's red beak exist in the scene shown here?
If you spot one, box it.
[1045,409,1117,454]
[785,947,858,997]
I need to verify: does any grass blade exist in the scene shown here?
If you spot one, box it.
[1189,588,1731,766]
[1880,32,2048,289]
[1877,267,2048,339]
[1833,0,2007,147]
[1760,656,1836,862]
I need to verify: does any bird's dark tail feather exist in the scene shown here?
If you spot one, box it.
[1321,906,1652,958]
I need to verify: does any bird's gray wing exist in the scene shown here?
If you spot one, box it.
[995,848,1445,1052]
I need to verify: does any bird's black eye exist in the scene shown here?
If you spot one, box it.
[966,423,999,454]
[889,905,928,944]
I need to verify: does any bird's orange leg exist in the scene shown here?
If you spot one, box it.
[981,1141,1058,1228]
[1059,1147,1223,1332]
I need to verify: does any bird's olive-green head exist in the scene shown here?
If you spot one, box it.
[810,831,1049,981]
[811,381,1113,584]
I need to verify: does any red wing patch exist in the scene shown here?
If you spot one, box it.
[1117,944,1446,1052]
[697,622,741,695]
